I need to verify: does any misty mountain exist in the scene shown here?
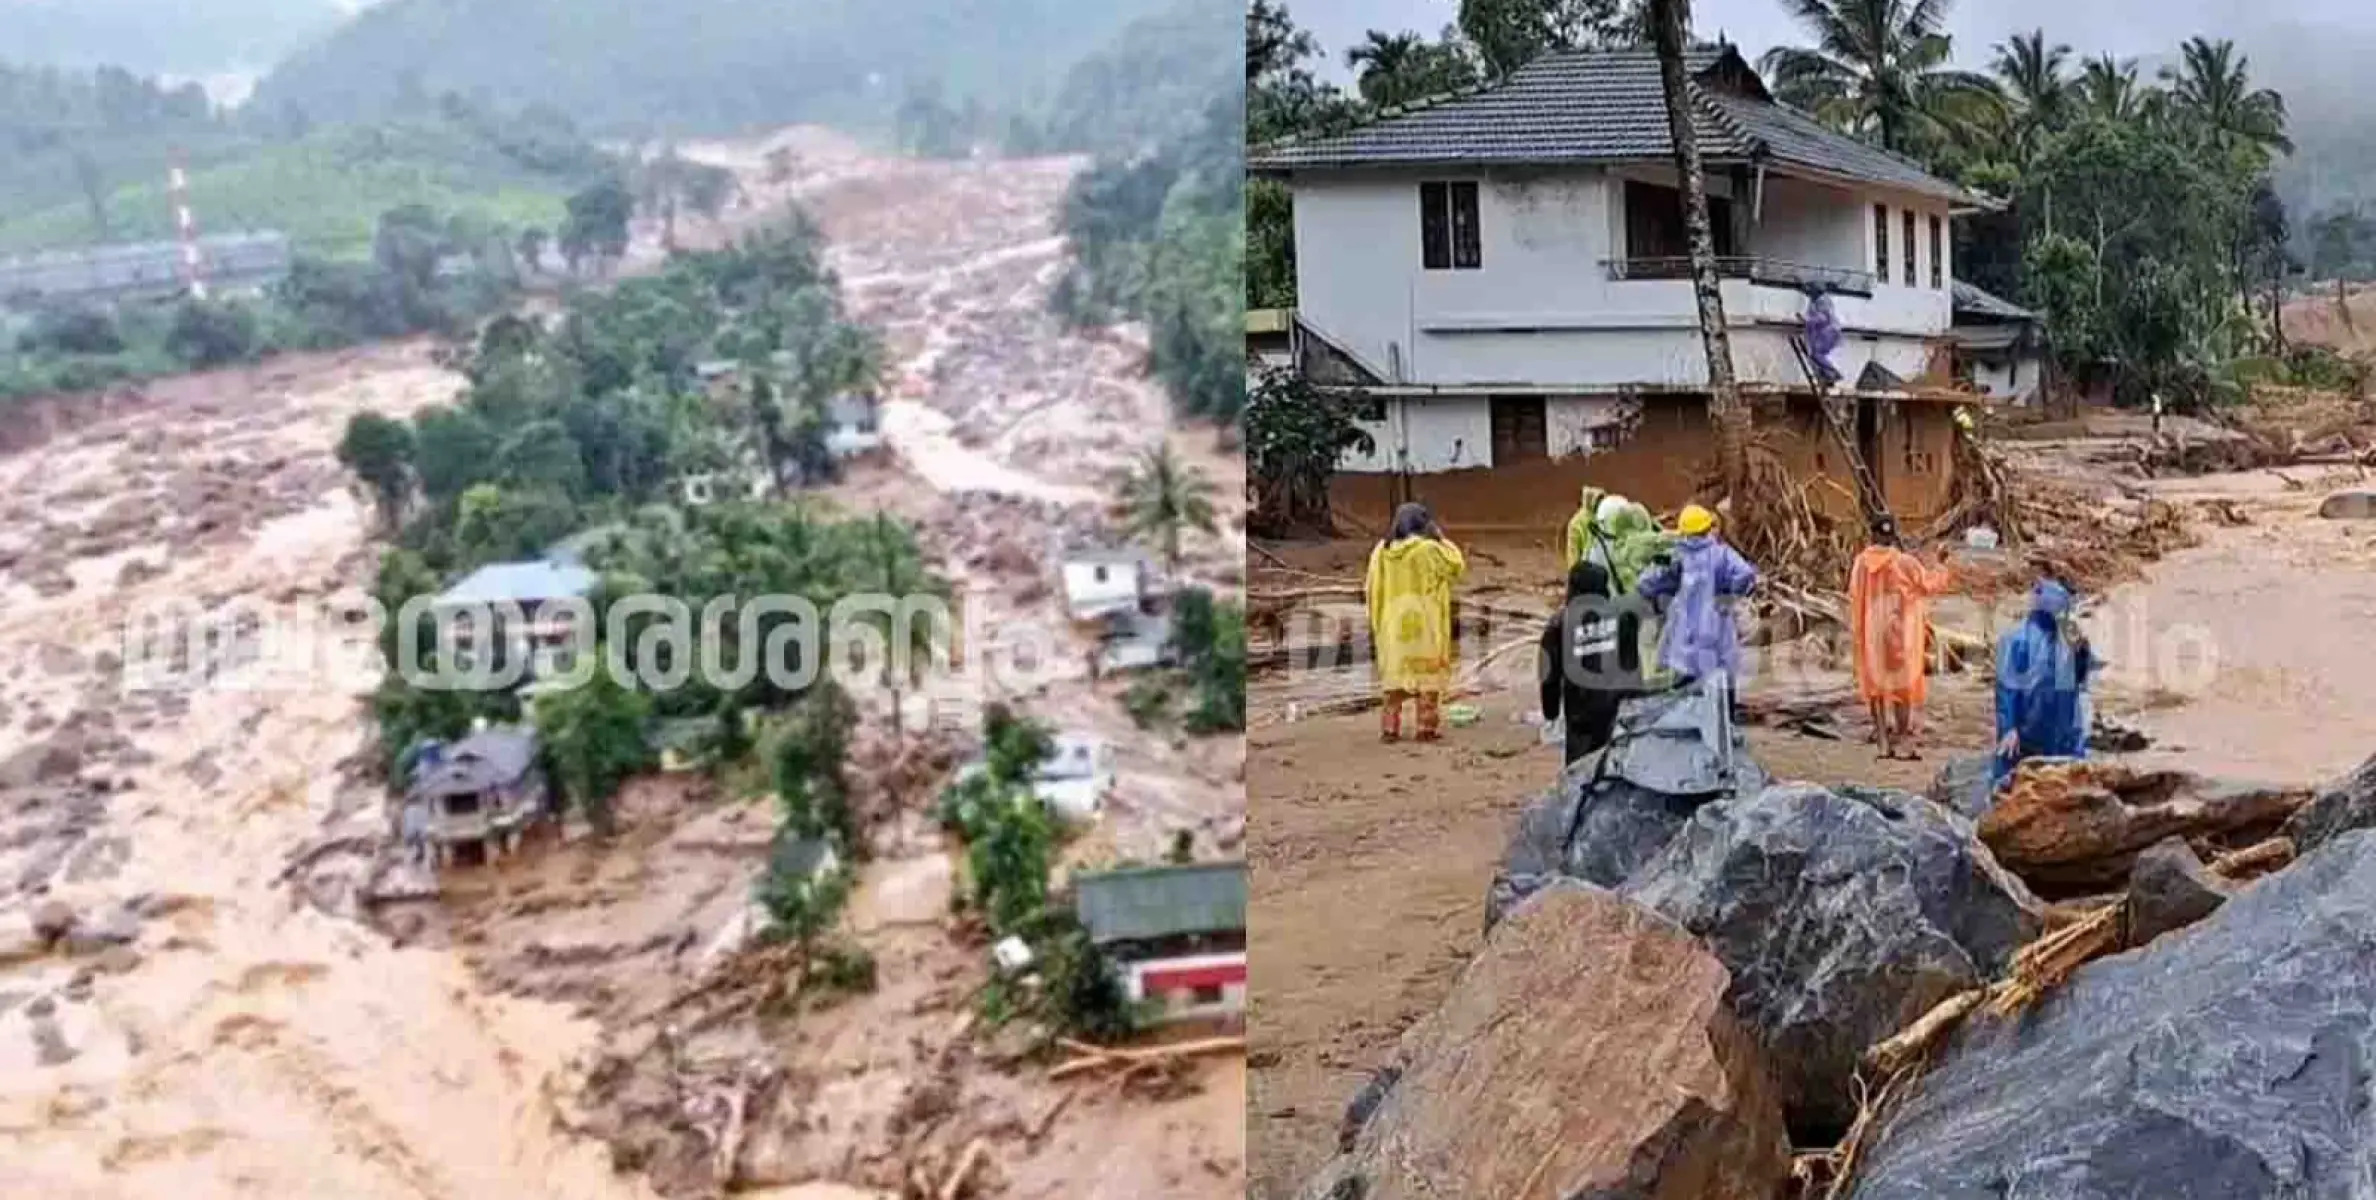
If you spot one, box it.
[3,0,355,78]
[248,0,1182,137]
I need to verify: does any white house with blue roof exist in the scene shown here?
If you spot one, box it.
[1249,46,1998,532]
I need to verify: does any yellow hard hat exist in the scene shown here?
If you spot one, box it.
[1677,504,1716,536]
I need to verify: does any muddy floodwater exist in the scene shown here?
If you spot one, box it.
[0,129,1243,1198]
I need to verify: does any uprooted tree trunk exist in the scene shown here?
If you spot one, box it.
[1649,0,1749,511]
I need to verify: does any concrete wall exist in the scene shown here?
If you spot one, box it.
[1291,166,1954,390]
[1971,351,2043,405]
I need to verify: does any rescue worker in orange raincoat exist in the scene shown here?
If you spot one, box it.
[1366,502,1468,742]
[1847,513,1958,759]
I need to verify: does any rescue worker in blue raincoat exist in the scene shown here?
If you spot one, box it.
[1993,578,2098,783]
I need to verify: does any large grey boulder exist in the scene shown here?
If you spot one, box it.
[1486,681,1765,931]
[2281,749,2376,857]
[2122,837,2229,946]
[1305,882,1791,1200]
[1851,829,2376,1199]
[1621,783,2043,1137]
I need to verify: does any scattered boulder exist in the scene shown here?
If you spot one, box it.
[2281,749,2376,857]
[0,733,86,789]
[61,906,138,956]
[1486,681,1764,930]
[2318,489,2376,519]
[2089,712,2152,753]
[1852,829,2376,1198]
[2123,837,2229,946]
[1621,784,2043,1137]
[30,899,75,944]
[30,1013,75,1066]
[1304,882,1790,1200]
[1980,761,2309,894]
[1927,754,1999,821]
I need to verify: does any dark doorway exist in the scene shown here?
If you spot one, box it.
[1855,397,1883,491]
[1490,397,1548,465]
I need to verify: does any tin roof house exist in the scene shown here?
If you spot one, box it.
[428,558,596,685]
[0,232,292,310]
[1075,860,1247,1027]
[405,726,550,867]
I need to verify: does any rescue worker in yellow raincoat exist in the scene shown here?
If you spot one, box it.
[1366,502,1468,742]
[1561,486,1609,573]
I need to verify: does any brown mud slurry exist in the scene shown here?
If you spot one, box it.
[1248,464,2359,1198]
[0,127,1242,1199]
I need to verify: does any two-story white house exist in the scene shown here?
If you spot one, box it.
[1249,46,2006,533]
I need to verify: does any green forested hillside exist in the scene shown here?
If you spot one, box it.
[251,0,1181,137]
[0,64,610,258]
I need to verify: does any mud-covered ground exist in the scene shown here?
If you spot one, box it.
[0,129,1243,1199]
[1244,461,2359,1198]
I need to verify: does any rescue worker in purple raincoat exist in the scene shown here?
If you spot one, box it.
[1637,504,1760,781]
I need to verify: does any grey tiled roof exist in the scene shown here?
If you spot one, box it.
[1952,280,2036,322]
[1075,861,1246,945]
[408,726,540,799]
[1249,47,1979,205]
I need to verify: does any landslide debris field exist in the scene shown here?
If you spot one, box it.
[0,129,1243,1200]
[1250,401,2376,1200]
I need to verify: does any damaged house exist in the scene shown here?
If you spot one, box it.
[406,725,550,866]
[1248,46,1998,531]
[1060,545,1175,675]
[1075,861,1248,1027]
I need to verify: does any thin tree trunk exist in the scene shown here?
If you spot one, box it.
[1647,0,1747,505]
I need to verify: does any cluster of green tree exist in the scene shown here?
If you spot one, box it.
[249,0,1177,140]
[1050,91,1243,425]
[1033,0,1243,157]
[1244,366,1378,537]
[2,200,538,400]
[937,706,1138,1041]
[1760,7,2297,406]
[343,216,912,820]
[1123,587,1249,735]
[1248,0,2309,409]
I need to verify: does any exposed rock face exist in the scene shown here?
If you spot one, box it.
[1852,830,2376,1199]
[2122,837,2229,946]
[1980,761,2308,893]
[1486,682,1764,931]
[2282,749,2376,857]
[1621,784,2043,1137]
[1304,882,1790,1200]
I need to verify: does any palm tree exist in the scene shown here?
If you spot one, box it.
[1647,0,1747,506]
[1759,0,2004,155]
[2077,54,2145,123]
[2161,36,2291,163]
[1347,31,1426,107]
[1109,444,1218,576]
[1991,29,2071,127]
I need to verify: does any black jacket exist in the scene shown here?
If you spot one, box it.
[1537,570,1647,763]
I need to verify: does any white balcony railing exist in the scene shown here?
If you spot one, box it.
[1604,256,1876,297]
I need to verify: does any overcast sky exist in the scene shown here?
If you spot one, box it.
[1286,0,2371,79]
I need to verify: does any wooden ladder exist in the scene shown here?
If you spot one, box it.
[1790,335,1892,527]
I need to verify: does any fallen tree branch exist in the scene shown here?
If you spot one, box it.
[1047,1036,1244,1081]
[937,1137,988,1200]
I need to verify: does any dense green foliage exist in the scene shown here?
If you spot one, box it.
[352,215,938,784]
[1245,367,1377,536]
[251,0,1178,138]
[1125,587,1248,735]
[771,682,860,853]
[1041,0,1242,155]
[533,671,656,834]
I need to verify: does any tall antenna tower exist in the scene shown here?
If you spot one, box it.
[168,148,208,301]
